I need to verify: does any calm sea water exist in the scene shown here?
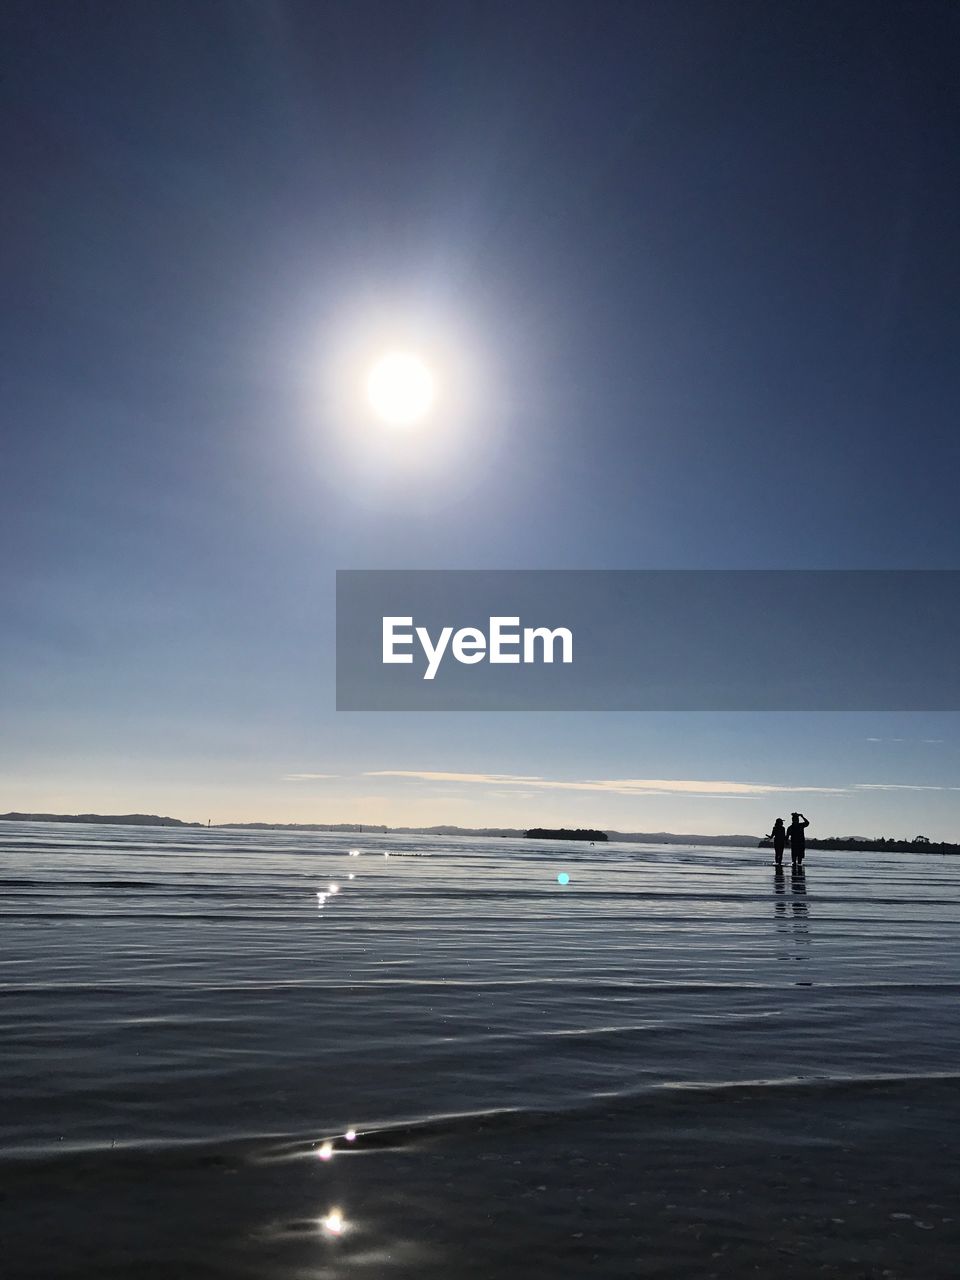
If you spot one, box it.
[3,821,960,1278]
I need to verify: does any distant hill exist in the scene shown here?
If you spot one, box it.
[606,830,757,846]
[221,822,378,832]
[384,825,523,837]
[206,822,759,844]
[526,828,608,842]
[4,813,949,849]
[0,814,768,843]
[0,812,200,828]
[277,824,758,844]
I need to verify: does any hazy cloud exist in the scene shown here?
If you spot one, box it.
[854,782,960,792]
[866,737,945,744]
[366,770,847,799]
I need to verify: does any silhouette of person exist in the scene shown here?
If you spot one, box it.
[787,812,809,866]
[766,818,787,867]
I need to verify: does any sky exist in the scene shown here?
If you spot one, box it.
[2,0,959,837]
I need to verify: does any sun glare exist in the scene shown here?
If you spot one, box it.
[365,351,436,425]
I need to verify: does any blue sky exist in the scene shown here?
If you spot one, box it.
[2,1,959,835]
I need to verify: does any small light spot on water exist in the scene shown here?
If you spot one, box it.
[321,1207,345,1234]
[318,1141,334,1161]
[328,883,339,894]
[557,873,570,886]
[345,1128,356,1142]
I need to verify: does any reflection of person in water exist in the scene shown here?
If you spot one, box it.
[766,818,787,866]
[791,862,807,898]
[787,812,809,866]
[774,862,810,967]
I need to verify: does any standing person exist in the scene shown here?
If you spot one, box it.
[766,818,787,867]
[787,812,810,867]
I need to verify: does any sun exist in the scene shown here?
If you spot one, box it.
[365,351,437,426]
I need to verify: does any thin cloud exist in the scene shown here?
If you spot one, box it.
[367,770,545,786]
[854,783,960,792]
[366,770,846,799]
[283,773,338,782]
[866,738,945,745]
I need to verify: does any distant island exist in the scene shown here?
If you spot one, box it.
[525,828,608,842]
[0,812,201,827]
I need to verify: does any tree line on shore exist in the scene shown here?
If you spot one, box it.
[759,835,959,854]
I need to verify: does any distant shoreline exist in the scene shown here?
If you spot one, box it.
[0,812,203,828]
[0,811,754,842]
[759,836,960,855]
[1,811,957,851]
[525,828,608,842]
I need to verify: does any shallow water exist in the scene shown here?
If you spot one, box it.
[2,822,960,1277]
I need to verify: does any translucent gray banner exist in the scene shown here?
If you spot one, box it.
[336,570,960,710]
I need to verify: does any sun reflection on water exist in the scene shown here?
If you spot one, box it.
[321,1207,345,1235]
